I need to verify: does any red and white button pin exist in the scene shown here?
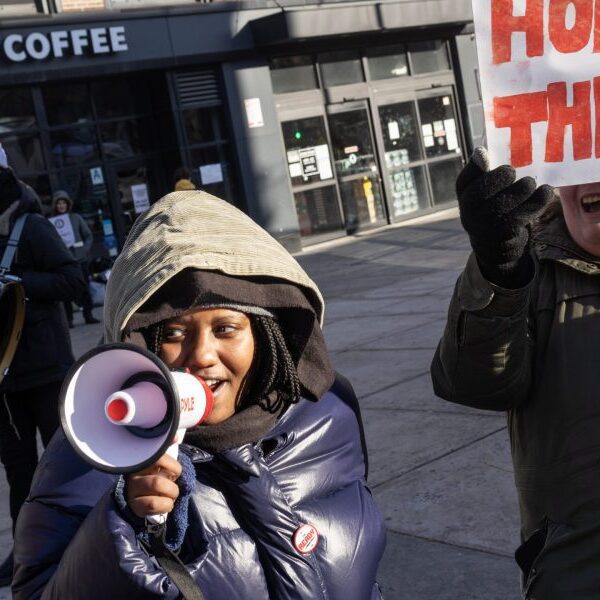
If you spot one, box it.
[293,523,319,555]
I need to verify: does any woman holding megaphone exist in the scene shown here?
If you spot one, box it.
[12,192,386,600]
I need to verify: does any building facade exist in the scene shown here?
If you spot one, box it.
[0,0,481,256]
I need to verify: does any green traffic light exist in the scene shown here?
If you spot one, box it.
[294,131,302,140]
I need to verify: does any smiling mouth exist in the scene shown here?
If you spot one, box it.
[204,379,225,395]
[581,195,600,214]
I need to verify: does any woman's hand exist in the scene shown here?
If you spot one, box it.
[125,453,182,519]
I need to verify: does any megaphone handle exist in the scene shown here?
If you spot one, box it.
[145,431,185,526]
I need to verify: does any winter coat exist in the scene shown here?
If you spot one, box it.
[64,212,93,263]
[431,213,600,599]
[13,190,386,599]
[13,376,386,600]
[0,185,84,392]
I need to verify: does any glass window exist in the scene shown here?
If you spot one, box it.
[52,166,111,242]
[417,95,462,158]
[409,41,450,74]
[319,51,365,87]
[281,117,333,186]
[328,109,377,177]
[92,79,138,119]
[293,185,344,237]
[366,45,409,80]
[0,134,45,173]
[379,102,423,163]
[429,158,463,205]
[190,145,230,200]
[0,88,37,132]
[21,174,50,214]
[43,83,93,126]
[387,165,430,217]
[270,56,318,94]
[50,126,100,168]
[184,109,215,145]
[99,120,143,160]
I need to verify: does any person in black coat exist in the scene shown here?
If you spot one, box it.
[0,164,85,586]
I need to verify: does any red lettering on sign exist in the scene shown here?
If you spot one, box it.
[493,91,549,166]
[549,0,593,53]
[180,397,195,412]
[492,0,545,64]
[545,80,592,162]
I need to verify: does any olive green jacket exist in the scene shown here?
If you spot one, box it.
[431,214,600,599]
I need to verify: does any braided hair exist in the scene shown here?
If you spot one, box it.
[141,314,301,415]
[246,315,301,414]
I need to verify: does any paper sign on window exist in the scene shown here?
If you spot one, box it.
[131,183,150,214]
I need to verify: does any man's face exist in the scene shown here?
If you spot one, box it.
[559,183,600,257]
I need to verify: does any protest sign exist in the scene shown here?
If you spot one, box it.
[473,0,600,186]
[48,215,76,248]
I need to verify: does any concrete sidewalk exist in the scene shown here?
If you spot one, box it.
[0,209,521,599]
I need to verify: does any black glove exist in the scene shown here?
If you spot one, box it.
[457,147,555,288]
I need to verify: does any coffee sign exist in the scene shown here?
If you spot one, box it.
[1,26,128,62]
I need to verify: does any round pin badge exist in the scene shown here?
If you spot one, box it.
[293,523,319,555]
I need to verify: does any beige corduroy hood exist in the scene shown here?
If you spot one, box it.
[104,191,325,343]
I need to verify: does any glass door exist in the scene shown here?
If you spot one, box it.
[377,99,431,219]
[327,102,387,233]
[375,87,465,219]
[416,89,464,205]
[280,115,344,241]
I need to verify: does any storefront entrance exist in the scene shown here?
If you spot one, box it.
[271,39,467,244]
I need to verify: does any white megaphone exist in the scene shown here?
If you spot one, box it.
[60,342,214,518]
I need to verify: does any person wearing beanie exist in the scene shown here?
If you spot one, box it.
[13,190,386,599]
[173,165,196,192]
[431,148,600,596]
[51,190,99,326]
[0,164,84,588]
[174,178,196,191]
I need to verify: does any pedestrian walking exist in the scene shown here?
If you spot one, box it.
[0,153,84,587]
[13,190,386,599]
[431,147,600,597]
[50,190,100,326]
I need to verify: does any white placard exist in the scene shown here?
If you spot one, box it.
[447,130,459,152]
[200,163,224,185]
[289,163,302,178]
[388,121,400,140]
[244,98,264,129]
[49,215,75,248]
[131,183,150,214]
[472,0,600,187]
[315,144,333,180]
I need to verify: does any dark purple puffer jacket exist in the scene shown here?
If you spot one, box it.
[12,379,386,599]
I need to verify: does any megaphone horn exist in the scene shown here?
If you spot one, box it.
[60,343,214,476]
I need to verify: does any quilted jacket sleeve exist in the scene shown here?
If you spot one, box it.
[430,252,535,411]
[12,433,182,600]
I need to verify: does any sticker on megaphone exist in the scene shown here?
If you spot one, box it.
[60,343,214,479]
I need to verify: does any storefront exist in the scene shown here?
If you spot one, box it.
[271,42,468,243]
[0,0,480,255]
